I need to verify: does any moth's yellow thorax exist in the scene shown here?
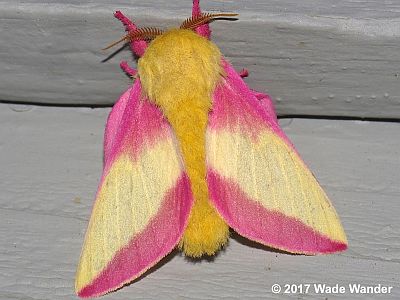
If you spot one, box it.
[138,28,222,114]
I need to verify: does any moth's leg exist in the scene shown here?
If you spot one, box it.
[239,68,249,78]
[192,0,211,39]
[114,11,148,57]
[120,61,137,77]
[114,10,137,31]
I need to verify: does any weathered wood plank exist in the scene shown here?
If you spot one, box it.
[0,1,399,117]
[0,104,399,299]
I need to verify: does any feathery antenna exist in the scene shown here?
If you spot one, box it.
[103,27,164,50]
[180,13,238,30]
[103,12,238,50]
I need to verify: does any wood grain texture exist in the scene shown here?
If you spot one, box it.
[0,104,399,299]
[0,1,399,117]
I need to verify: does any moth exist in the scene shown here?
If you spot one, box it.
[75,1,347,297]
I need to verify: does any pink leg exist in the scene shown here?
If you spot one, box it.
[114,11,148,57]
[120,61,137,77]
[192,0,211,39]
[239,68,249,78]
[114,10,137,31]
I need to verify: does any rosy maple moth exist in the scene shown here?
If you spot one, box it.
[75,1,347,297]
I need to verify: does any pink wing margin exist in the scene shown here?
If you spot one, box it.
[76,80,193,298]
[206,60,347,255]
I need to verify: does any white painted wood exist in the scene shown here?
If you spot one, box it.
[0,104,399,299]
[0,1,399,117]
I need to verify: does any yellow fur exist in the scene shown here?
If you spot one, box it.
[138,29,229,257]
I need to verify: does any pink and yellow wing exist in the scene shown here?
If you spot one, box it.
[75,81,193,298]
[206,60,347,255]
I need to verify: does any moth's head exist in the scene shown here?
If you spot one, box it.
[103,12,238,52]
[103,11,238,109]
